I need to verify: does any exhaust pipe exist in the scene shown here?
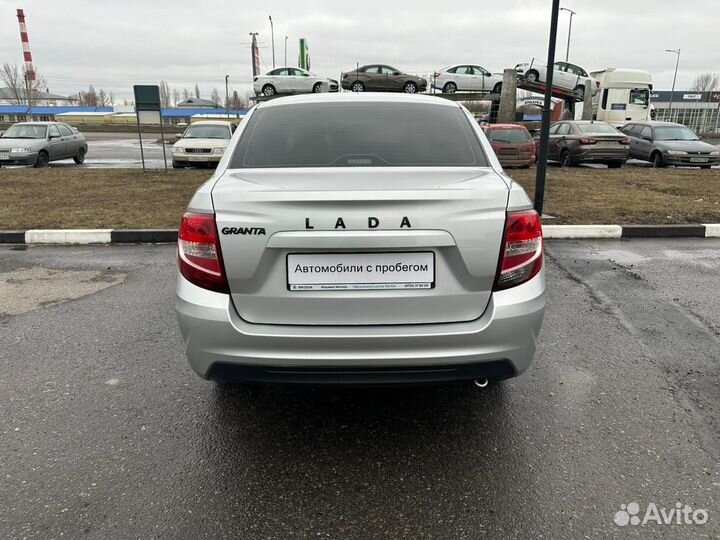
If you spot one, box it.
[474,379,489,388]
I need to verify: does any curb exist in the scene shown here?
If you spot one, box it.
[0,225,719,244]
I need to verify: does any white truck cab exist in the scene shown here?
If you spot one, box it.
[590,68,653,126]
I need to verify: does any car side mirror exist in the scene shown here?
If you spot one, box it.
[48,134,59,140]
[643,136,652,141]
[393,71,400,76]
[302,73,310,77]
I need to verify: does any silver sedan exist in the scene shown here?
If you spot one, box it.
[0,122,88,167]
[175,94,545,386]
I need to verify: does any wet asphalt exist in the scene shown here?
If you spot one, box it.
[0,240,719,539]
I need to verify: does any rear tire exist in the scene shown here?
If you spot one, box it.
[34,151,49,168]
[525,70,539,83]
[403,81,418,93]
[73,147,86,164]
[560,150,572,168]
[312,82,322,93]
[262,84,276,96]
[493,82,502,94]
[442,82,457,94]
[651,151,665,168]
[574,85,586,98]
[351,81,364,92]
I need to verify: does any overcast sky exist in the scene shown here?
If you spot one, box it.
[1,0,718,103]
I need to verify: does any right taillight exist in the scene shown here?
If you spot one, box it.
[619,138,631,145]
[494,210,543,291]
[178,212,229,294]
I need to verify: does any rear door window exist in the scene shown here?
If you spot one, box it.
[58,124,73,137]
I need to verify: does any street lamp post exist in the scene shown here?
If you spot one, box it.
[284,35,288,67]
[225,75,229,120]
[269,15,275,69]
[560,7,576,62]
[665,48,681,121]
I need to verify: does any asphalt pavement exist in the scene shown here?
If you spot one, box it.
[0,240,719,539]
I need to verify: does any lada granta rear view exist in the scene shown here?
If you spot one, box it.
[175,93,545,385]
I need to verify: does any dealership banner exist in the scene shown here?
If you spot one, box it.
[299,38,310,70]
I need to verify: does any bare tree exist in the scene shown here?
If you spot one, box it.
[182,87,190,101]
[691,72,720,93]
[210,87,221,105]
[108,91,115,108]
[0,62,48,107]
[194,83,200,98]
[172,88,180,107]
[159,80,171,108]
[77,85,98,106]
[98,89,108,107]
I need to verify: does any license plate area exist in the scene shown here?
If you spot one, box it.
[188,156,209,162]
[287,252,435,291]
[690,157,709,163]
[0,155,9,160]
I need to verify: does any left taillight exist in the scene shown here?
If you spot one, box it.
[178,212,229,294]
[494,210,543,291]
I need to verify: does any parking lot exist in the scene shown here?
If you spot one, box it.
[1,240,718,539]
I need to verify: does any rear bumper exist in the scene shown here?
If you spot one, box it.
[498,156,535,168]
[175,268,545,384]
[573,148,629,162]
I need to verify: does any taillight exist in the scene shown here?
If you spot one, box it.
[619,138,630,145]
[578,138,597,145]
[178,212,229,293]
[434,72,442,78]
[595,80,600,87]
[494,210,543,291]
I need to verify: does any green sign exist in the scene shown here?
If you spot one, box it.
[133,85,161,111]
[298,38,310,70]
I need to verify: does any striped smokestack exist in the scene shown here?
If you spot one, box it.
[16,8,35,81]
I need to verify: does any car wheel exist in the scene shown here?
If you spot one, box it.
[34,151,49,168]
[262,84,276,96]
[403,82,418,93]
[172,160,184,169]
[574,85,586,98]
[442,82,457,94]
[493,82,502,94]
[525,70,539,83]
[312,82,322,93]
[651,151,665,168]
[351,81,364,92]
[73,147,86,164]
[560,150,572,168]
[607,161,623,169]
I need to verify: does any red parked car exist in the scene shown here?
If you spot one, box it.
[482,124,536,168]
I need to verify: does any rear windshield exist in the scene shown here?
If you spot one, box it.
[577,123,619,134]
[485,128,531,143]
[229,102,487,168]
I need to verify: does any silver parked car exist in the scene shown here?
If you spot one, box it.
[0,122,87,167]
[175,93,545,386]
[433,64,504,94]
[619,121,720,168]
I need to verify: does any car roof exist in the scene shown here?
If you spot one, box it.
[485,123,527,129]
[14,121,57,125]
[625,121,685,127]
[256,93,459,109]
[187,120,233,126]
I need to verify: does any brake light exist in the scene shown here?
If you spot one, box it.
[619,138,630,145]
[434,72,442,78]
[596,80,600,88]
[178,212,229,293]
[578,138,597,145]
[494,210,543,291]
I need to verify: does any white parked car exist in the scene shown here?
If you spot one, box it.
[171,120,235,168]
[253,67,339,97]
[515,60,599,97]
[433,64,504,94]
